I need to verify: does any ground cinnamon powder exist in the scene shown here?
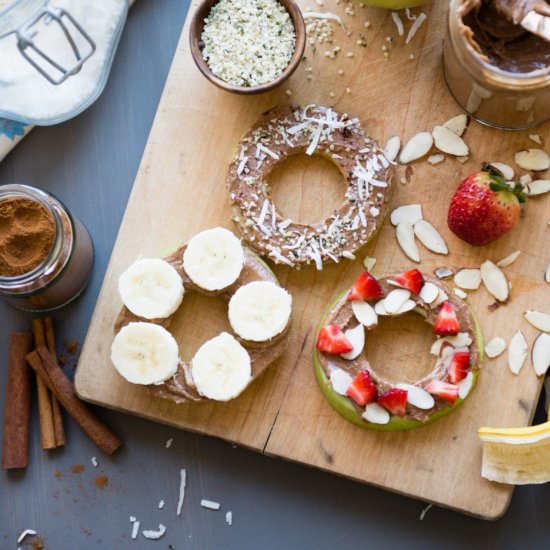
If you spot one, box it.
[0,197,55,277]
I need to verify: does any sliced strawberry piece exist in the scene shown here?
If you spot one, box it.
[377,388,408,417]
[316,325,353,354]
[347,271,384,301]
[447,351,470,383]
[425,380,459,404]
[394,269,424,294]
[434,301,460,336]
[346,370,378,406]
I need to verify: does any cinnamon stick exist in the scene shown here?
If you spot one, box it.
[44,317,66,447]
[2,333,34,469]
[31,318,56,450]
[26,347,122,455]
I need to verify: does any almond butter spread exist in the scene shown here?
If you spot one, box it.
[114,244,291,404]
[0,197,55,277]
[460,0,550,73]
[316,276,480,425]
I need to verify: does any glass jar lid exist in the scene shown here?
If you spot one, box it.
[0,0,128,125]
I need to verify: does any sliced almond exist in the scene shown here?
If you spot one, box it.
[340,324,365,360]
[524,310,550,333]
[487,162,514,181]
[529,134,543,145]
[457,371,474,399]
[519,173,532,185]
[434,266,454,279]
[532,333,550,376]
[455,156,469,164]
[496,251,521,268]
[526,180,550,196]
[485,337,506,358]
[432,125,469,157]
[430,332,472,356]
[395,222,420,263]
[427,154,445,166]
[398,132,433,164]
[384,135,401,163]
[480,260,509,302]
[351,300,378,328]
[363,256,377,271]
[413,220,449,255]
[390,204,423,226]
[443,114,468,137]
[396,383,435,409]
[453,288,467,299]
[329,368,353,395]
[384,289,411,314]
[419,282,439,304]
[508,330,528,375]
[454,268,481,290]
[395,299,416,314]
[362,402,390,424]
[545,261,550,284]
[514,149,550,171]
[374,300,388,315]
[432,289,449,307]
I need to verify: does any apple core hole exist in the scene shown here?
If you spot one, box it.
[267,152,345,225]
[364,312,437,385]
[169,291,232,362]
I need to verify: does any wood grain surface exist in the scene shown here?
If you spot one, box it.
[75,0,550,519]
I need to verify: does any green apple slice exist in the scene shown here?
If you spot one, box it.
[313,286,484,432]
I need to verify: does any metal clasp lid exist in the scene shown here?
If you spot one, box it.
[16,6,96,85]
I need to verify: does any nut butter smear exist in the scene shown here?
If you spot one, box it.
[460,0,550,72]
[0,197,55,277]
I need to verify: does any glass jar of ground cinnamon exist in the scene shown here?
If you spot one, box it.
[0,184,93,311]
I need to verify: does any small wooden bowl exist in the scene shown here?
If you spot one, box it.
[189,0,306,95]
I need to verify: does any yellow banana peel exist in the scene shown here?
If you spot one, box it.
[478,412,550,485]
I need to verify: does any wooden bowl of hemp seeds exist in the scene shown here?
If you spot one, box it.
[189,0,306,94]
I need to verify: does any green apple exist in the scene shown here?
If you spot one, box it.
[313,293,484,432]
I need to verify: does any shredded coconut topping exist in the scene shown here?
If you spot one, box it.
[228,106,393,269]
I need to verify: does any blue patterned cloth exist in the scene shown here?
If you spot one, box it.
[0,117,32,161]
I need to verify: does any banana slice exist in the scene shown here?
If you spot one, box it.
[118,258,184,319]
[183,227,244,291]
[191,332,252,401]
[111,322,179,385]
[228,281,292,342]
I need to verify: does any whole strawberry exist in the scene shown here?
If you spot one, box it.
[447,164,526,246]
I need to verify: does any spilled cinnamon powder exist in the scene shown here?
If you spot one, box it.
[0,197,55,277]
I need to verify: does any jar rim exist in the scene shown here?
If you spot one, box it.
[0,183,64,285]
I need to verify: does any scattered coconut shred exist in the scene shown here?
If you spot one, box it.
[201,0,296,87]
[201,499,221,510]
[177,469,187,516]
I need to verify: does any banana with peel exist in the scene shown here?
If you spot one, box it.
[479,409,550,485]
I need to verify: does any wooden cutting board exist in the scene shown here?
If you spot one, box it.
[75,0,550,519]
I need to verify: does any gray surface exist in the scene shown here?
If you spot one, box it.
[1,1,549,548]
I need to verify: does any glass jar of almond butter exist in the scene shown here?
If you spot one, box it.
[443,0,550,130]
[0,183,94,311]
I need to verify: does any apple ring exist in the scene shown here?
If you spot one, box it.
[227,105,395,269]
[314,269,483,431]
[111,227,292,404]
